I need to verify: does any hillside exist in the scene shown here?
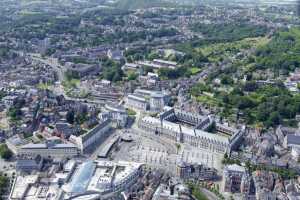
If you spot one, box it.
[114,0,175,10]
[254,27,300,74]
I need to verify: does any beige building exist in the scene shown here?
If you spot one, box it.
[69,119,111,153]
[18,141,78,159]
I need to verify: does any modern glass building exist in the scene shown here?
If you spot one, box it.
[65,161,96,195]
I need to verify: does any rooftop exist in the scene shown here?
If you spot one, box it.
[62,160,143,196]
[10,175,39,199]
[153,59,177,66]
[225,164,246,173]
[286,134,300,146]
[141,116,229,144]
[21,142,77,150]
[128,94,147,103]
[104,103,126,113]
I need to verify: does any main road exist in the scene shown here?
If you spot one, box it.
[27,53,65,82]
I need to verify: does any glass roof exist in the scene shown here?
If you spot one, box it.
[68,161,96,193]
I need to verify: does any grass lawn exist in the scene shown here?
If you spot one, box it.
[190,67,202,75]
[62,78,80,90]
[37,82,52,90]
[195,95,220,107]
[188,183,209,200]
[198,36,270,62]
[126,108,136,116]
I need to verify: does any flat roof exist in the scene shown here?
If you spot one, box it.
[88,160,142,192]
[105,103,126,113]
[286,134,300,145]
[225,164,246,173]
[128,94,147,103]
[10,175,39,199]
[153,59,177,66]
[137,61,169,69]
[21,143,77,150]
[124,63,139,68]
[62,160,143,196]
[97,136,120,158]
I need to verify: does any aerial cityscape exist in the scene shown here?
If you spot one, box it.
[0,0,300,199]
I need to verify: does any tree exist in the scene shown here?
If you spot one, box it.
[175,143,181,154]
[266,111,281,127]
[237,96,255,110]
[206,122,216,133]
[102,62,124,82]
[147,51,160,60]
[76,112,88,124]
[0,144,13,160]
[66,110,75,124]
[0,174,8,198]
[7,107,22,122]
[243,81,258,92]
[127,72,138,81]
[220,75,234,85]
[0,91,6,101]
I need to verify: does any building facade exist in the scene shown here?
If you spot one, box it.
[62,160,143,199]
[16,155,43,172]
[222,164,251,193]
[69,119,111,153]
[176,161,217,181]
[126,94,149,111]
[139,116,229,154]
[100,104,128,128]
[18,141,78,159]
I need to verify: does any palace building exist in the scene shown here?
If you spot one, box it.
[139,107,244,154]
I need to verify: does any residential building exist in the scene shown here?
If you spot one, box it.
[137,59,177,70]
[291,146,300,161]
[107,49,123,61]
[65,63,101,78]
[152,179,191,200]
[252,170,278,200]
[54,123,81,139]
[153,59,177,69]
[122,63,139,71]
[6,135,28,155]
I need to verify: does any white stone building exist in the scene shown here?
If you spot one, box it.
[18,141,78,159]
[138,108,244,154]
[69,119,111,153]
[99,104,128,127]
[126,94,149,111]
[139,116,229,154]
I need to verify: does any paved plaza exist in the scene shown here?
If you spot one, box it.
[180,145,224,171]
[112,127,224,174]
